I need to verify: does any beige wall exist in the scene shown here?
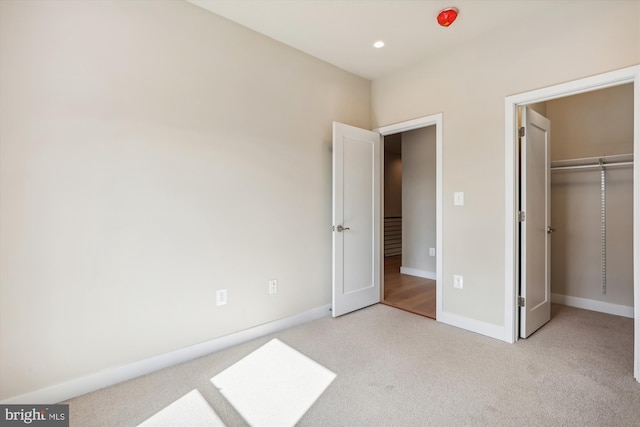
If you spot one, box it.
[547,84,634,306]
[1,0,638,403]
[371,0,639,325]
[384,134,402,217]
[549,84,635,161]
[527,102,547,117]
[402,126,436,274]
[0,0,370,401]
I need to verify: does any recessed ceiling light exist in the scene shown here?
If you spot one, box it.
[373,41,385,48]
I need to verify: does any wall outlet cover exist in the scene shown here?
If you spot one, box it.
[268,279,278,295]
[216,289,228,306]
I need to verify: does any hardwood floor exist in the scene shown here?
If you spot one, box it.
[382,255,436,319]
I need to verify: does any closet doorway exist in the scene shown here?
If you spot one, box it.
[528,84,634,321]
[381,126,437,319]
[505,65,639,381]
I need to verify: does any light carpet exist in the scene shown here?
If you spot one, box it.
[65,304,640,426]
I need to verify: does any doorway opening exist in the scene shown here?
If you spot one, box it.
[517,85,634,339]
[381,127,437,319]
[505,65,639,381]
[376,114,443,321]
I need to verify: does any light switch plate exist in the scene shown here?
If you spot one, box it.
[454,192,464,206]
[453,275,463,289]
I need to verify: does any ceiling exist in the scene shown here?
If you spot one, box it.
[186,0,559,80]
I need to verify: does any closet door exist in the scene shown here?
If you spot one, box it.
[520,107,551,338]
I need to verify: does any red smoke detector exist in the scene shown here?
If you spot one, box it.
[437,7,459,27]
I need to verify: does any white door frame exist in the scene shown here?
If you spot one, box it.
[376,113,443,319]
[504,65,640,381]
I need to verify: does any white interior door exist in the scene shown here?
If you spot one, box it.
[519,107,551,338]
[332,122,381,317]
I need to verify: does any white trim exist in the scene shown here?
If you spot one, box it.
[504,65,640,381]
[376,113,443,321]
[438,311,505,341]
[376,116,438,135]
[400,267,436,280]
[551,293,634,318]
[634,66,640,383]
[1,304,332,405]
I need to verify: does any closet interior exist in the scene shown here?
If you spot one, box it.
[530,83,634,317]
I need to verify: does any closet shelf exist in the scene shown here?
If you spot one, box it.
[550,153,633,171]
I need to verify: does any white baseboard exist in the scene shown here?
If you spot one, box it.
[551,293,634,318]
[438,311,507,342]
[400,266,436,280]
[1,304,332,405]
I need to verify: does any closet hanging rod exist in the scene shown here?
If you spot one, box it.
[550,153,633,171]
[551,161,633,171]
[551,153,633,165]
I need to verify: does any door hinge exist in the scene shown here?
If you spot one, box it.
[518,211,526,222]
[519,127,525,137]
[518,296,525,307]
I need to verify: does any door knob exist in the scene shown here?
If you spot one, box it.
[547,226,556,234]
[337,225,350,232]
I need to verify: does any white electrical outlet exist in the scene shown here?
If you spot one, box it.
[216,289,227,306]
[429,248,436,257]
[268,279,278,294]
[453,275,463,289]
